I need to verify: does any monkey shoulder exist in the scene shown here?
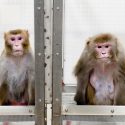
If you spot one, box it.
[24,52,34,64]
[0,55,9,70]
[22,52,35,66]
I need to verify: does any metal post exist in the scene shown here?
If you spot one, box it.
[44,0,53,104]
[52,0,63,125]
[34,0,45,125]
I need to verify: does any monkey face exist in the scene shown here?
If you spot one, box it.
[7,34,24,56]
[4,30,29,57]
[95,42,112,59]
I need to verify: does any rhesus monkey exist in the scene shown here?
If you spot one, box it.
[0,29,35,105]
[74,33,125,105]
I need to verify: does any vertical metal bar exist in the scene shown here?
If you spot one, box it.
[52,0,63,125]
[34,0,45,125]
[44,0,53,124]
[44,0,53,104]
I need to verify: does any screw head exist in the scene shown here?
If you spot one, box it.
[39,99,42,102]
[29,109,32,113]
[56,6,60,10]
[37,7,41,10]
[111,109,114,113]
[56,53,59,56]
[65,109,68,112]
[38,53,42,56]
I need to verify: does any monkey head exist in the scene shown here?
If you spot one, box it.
[87,33,118,61]
[4,29,30,56]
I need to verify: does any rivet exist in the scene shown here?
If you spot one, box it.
[65,108,68,112]
[56,53,59,56]
[39,99,42,102]
[38,53,42,56]
[37,7,41,10]
[55,98,59,101]
[56,6,60,10]
[29,109,32,113]
[111,109,114,113]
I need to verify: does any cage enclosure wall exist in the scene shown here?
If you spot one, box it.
[61,0,125,124]
[0,0,45,125]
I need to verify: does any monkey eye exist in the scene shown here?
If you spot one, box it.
[11,37,15,41]
[97,46,102,48]
[18,37,22,40]
[105,45,109,48]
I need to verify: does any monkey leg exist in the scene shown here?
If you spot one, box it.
[74,90,86,105]
[0,83,9,105]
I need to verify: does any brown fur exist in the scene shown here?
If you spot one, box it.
[0,29,35,105]
[74,33,125,105]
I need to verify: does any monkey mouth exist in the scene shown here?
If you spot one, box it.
[99,55,112,59]
[99,57,109,59]
[98,57,110,60]
[13,50,23,56]
[14,50,23,53]
[14,50,22,52]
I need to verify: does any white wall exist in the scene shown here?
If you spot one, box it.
[63,0,125,85]
[0,0,34,54]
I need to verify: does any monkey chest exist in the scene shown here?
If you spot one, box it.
[7,69,28,91]
[90,73,114,98]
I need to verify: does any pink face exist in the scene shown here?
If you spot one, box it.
[95,42,112,59]
[8,34,24,56]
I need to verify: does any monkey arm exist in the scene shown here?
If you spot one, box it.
[86,83,95,105]
[74,76,89,105]
[0,57,9,105]
[28,73,35,105]
[112,59,125,105]
[27,64,35,105]
[74,73,90,105]
[74,54,94,105]
[74,57,84,76]
[0,57,8,85]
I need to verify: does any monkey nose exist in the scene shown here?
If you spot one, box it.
[102,52,106,55]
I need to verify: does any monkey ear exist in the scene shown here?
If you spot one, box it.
[86,39,91,46]
[26,30,29,37]
[23,30,29,38]
[86,37,92,45]
[87,41,90,45]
